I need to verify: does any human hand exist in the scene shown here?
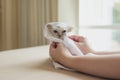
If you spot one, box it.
[69,35,94,55]
[49,42,72,64]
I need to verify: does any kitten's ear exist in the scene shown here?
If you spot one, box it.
[67,26,73,32]
[46,24,53,29]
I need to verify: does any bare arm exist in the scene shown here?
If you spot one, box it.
[93,51,120,55]
[50,42,120,79]
[69,35,120,55]
[64,54,120,79]
[49,35,120,79]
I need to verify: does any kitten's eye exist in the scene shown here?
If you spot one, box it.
[62,30,66,33]
[53,30,58,33]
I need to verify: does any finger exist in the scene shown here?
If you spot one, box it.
[49,42,56,52]
[56,43,67,51]
[49,43,53,52]
[69,35,80,41]
[77,36,85,42]
[49,42,57,57]
[69,35,85,42]
[56,43,64,48]
[50,42,58,48]
[50,42,54,48]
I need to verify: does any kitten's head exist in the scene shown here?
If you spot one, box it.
[45,22,72,40]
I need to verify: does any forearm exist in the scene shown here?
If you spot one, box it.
[63,54,120,79]
[93,51,120,55]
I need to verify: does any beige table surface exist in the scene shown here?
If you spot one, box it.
[0,45,107,80]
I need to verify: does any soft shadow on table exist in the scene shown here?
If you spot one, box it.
[15,58,110,80]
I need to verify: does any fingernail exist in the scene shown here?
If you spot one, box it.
[54,43,57,48]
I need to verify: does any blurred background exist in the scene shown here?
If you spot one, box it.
[0,0,120,51]
[0,0,78,51]
[79,0,120,51]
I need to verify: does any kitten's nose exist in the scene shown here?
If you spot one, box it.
[58,35,61,38]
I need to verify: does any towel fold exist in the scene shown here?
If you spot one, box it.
[52,61,74,71]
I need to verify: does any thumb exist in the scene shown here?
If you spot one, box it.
[56,43,65,49]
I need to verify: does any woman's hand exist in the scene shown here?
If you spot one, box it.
[69,35,94,55]
[49,42,72,65]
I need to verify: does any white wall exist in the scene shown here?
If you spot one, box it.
[58,0,79,33]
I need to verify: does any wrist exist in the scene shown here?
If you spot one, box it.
[60,56,74,68]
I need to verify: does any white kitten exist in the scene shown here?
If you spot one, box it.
[44,22,83,55]
[44,22,83,70]
[44,22,72,40]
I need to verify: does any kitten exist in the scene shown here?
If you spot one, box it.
[44,22,83,55]
[44,22,83,70]
[44,22,72,40]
